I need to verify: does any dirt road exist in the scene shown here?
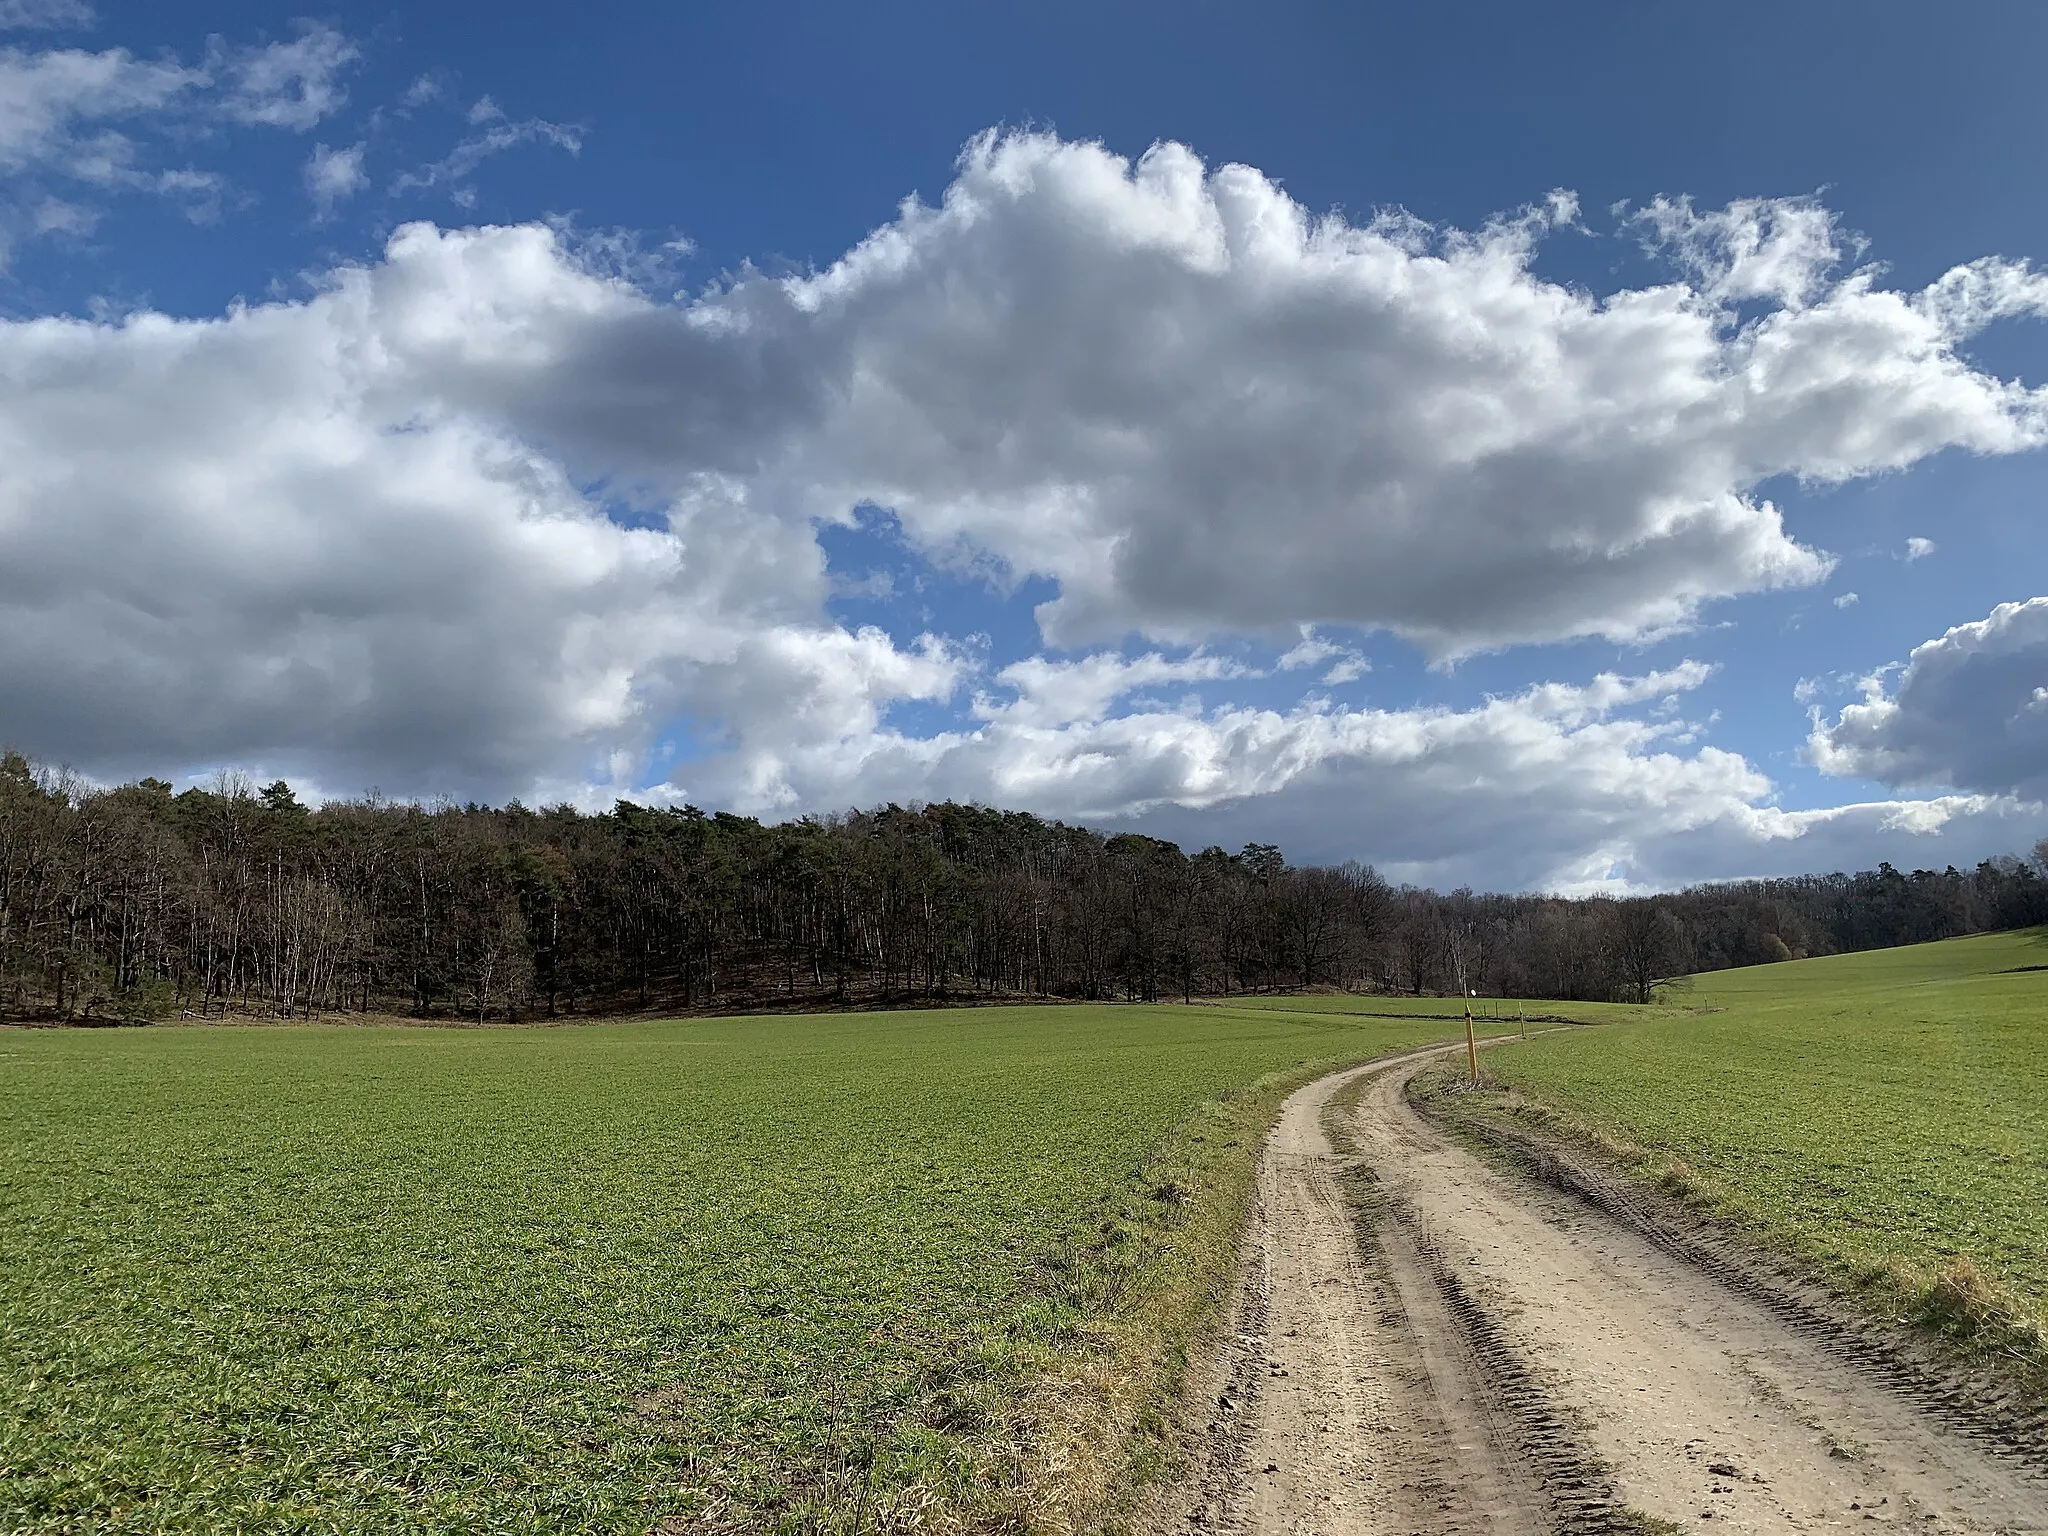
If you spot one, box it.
[1156,1045,2048,1535]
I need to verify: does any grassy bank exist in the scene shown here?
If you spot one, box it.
[0,1004,1455,1534]
[1474,929,2048,1386]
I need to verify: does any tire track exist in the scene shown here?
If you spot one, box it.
[1154,1044,1643,1535]
[1329,1071,1651,1536]
[1388,1200,1645,1535]
[1150,1043,2048,1536]
[1352,1055,2048,1534]
[1427,1085,2048,1477]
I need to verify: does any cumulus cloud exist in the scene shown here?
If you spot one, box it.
[974,650,1252,730]
[0,231,950,794]
[6,133,2048,889]
[698,660,1725,829]
[1594,792,2048,897]
[655,650,2046,891]
[1807,598,2048,797]
[1905,536,1937,560]
[324,130,2048,660]
[126,131,2036,669]
[1834,591,1859,608]
[748,135,2048,656]
[1131,764,2047,895]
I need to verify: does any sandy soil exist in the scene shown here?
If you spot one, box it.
[1149,1046,2048,1536]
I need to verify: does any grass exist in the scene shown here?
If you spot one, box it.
[0,1003,1457,1535]
[1476,928,2048,1381]
[1196,993,1634,1023]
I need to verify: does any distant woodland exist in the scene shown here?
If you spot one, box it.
[3,750,2045,1023]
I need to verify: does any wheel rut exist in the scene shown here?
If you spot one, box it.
[1438,1100,2048,1472]
[1148,1045,2048,1536]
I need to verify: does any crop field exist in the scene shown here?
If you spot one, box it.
[0,1003,1458,1535]
[1479,928,2048,1358]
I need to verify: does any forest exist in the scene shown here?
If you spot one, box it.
[3,749,2045,1023]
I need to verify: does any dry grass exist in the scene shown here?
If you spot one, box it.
[940,1055,1397,1535]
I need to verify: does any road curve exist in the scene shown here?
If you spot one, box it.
[1151,1045,2048,1536]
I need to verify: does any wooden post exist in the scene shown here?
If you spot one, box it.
[1465,997,1479,1085]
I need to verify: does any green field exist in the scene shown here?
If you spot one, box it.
[15,946,2036,1534]
[0,1004,1458,1535]
[1480,929,2048,1364]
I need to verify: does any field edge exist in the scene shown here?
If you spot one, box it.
[959,1040,1453,1536]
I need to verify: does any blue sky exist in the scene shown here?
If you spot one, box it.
[5,0,2048,889]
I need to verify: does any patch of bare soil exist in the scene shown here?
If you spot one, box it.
[1144,1046,2048,1536]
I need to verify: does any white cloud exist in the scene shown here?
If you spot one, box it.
[1274,627,1368,683]
[0,0,90,29]
[1807,597,2048,797]
[127,133,2037,670]
[303,140,365,218]
[4,135,2048,890]
[147,132,2015,675]
[739,135,2048,657]
[973,650,1251,729]
[0,30,351,172]
[672,659,1738,867]
[393,96,581,202]
[29,190,86,230]
[0,25,353,255]
[214,24,355,130]
[0,230,949,796]
[0,45,199,175]
[1834,590,1859,608]
[1905,535,1937,560]
[655,650,2046,890]
[1275,631,1342,671]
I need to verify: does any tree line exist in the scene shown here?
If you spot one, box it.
[3,750,2045,1023]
